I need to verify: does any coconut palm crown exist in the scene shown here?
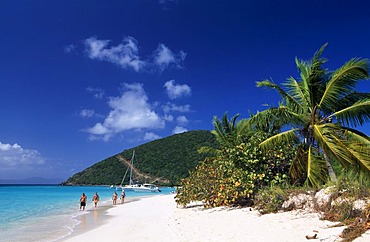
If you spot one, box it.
[211,113,252,148]
[250,44,370,187]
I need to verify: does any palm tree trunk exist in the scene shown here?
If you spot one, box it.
[323,151,337,182]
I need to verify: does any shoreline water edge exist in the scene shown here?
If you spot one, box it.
[1,185,370,242]
[0,185,173,242]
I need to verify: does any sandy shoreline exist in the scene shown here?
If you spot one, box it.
[62,194,370,242]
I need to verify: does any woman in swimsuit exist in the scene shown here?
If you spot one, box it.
[112,191,118,205]
[120,190,126,204]
[92,192,99,208]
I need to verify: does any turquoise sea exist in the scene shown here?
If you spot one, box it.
[0,185,175,242]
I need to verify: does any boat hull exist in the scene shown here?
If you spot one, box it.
[118,184,161,192]
[132,187,160,192]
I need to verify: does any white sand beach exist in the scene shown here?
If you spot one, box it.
[63,194,370,242]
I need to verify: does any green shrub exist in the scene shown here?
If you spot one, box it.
[175,132,295,208]
[175,156,253,208]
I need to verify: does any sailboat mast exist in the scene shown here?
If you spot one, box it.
[129,150,135,186]
[120,166,129,187]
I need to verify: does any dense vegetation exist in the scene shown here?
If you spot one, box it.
[176,45,370,209]
[61,130,218,186]
[176,114,296,207]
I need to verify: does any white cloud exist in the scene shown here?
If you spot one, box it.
[80,109,95,118]
[0,142,45,167]
[85,36,145,72]
[164,80,191,99]
[176,115,188,125]
[144,132,162,141]
[86,83,165,140]
[0,142,48,179]
[84,36,186,72]
[162,103,191,113]
[86,87,105,99]
[172,126,187,134]
[153,44,186,72]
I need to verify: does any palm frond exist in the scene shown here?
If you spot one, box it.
[343,128,370,171]
[343,127,370,143]
[312,124,370,173]
[212,113,250,148]
[313,124,354,166]
[283,77,309,112]
[347,143,370,171]
[307,43,328,84]
[305,145,328,188]
[297,44,328,107]
[311,43,328,65]
[295,57,310,96]
[323,92,370,115]
[222,113,239,135]
[248,109,274,133]
[319,58,369,110]
[289,145,307,183]
[333,98,370,127]
[249,106,304,134]
[236,118,255,138]
[295,43,328,87]
[259,129,299,150]
[330,133,370,171]
[256,79,303,112]
[212,116,227,144]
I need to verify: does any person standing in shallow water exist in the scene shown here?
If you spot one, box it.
[120,189,126,204]
[80,193,87,211]
[112,191,118,205]
[92,192,99,208]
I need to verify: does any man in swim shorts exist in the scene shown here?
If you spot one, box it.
[80,193,87,211]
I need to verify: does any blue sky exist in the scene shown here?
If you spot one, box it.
[1,0,370,181]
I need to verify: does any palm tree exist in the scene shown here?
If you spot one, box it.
[250,44,370,187]
[199,112,254,157]
[211,113,249,148]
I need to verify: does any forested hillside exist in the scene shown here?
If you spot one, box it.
[61,130,218,186]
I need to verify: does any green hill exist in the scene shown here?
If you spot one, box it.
[61,130,218,186]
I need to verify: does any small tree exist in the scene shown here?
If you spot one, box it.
[250,44,370,187]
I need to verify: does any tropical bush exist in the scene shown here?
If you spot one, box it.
[175,132,296,207]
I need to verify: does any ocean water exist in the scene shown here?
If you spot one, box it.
[0,185,175,242]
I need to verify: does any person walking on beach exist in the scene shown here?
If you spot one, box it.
[80,193,87,211]
[112,191,118,205]
[92,192,99,208]
[120,189,126,204]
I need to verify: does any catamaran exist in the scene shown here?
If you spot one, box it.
[116,151,161,192]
